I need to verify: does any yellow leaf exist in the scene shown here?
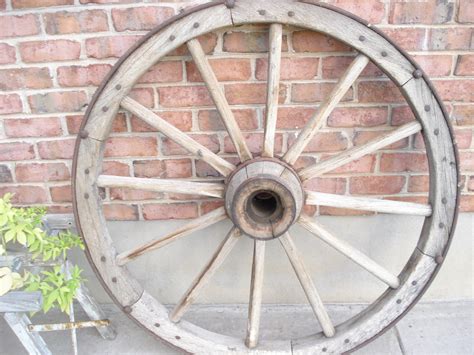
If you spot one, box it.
[0,268,13,296]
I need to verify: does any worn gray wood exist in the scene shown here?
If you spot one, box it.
[0,292,42,313]
[3,313,52,355]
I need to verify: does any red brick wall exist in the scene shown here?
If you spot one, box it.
[0,0,472,220]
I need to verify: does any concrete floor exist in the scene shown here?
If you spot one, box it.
[1,300,472,354]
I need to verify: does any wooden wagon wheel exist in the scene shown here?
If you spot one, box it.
[72,0,460,353]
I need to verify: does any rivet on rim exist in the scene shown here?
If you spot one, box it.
[115,84,122,90]
[442,197,447,204]
[193,22,200,28]
[84,193,89,199]
[100,256,106,262]
[154,323,160,327]
[381,51,388,57]
[225,0,235,9]
[424,105,431,112]
[258,9,266,15]
[169,35,176,41]
[359,35,366,41]
[85,168,90,175]
[79,130,89,139]
[288,11,295,17]
[396,299,402,304]
[112,277,117,283]
[102,106,109,112]
[123,306,132,313]
[412,69,423,79]
[435,255,444,264]
[412,280,417,286]
[439,222,445,229]
[434,129,440,136]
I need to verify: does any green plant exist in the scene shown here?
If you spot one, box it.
[0,193,85,314]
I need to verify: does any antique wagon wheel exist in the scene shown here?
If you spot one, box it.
[72,0,460,353]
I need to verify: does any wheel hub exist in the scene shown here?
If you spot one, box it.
[225,158,304,240]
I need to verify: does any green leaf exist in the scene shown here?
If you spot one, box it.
[17,230,27,245]
[4,229,15,243]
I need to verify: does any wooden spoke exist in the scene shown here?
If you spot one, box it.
[279,233,335,337]
[283,54,370,164]
[245,240,266,348]
[299,215,400,289]
[97,175,225,199]
[169,227,241,322]
[116,207,227,266]
[262,23,283,158]
[187,39,252,162]
[306,191,432,217]
[121,96,235,177]
[300,121,422,181]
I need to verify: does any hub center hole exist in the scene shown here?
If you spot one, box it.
[248,191,282,222]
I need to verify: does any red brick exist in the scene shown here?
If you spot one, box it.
[198,109,258,131]
[0,165,13,183]
[162,134,219,156]
[103,204,138,221]
[460,195,474,212]
[16,163,70,182]
[201,201,224,215]
[0,44,16,64]
[0,186,47,204]
[50,185,72,203]
[434,80,474,102]
[0,14,40,38]
[44,10,108,34]
[358,81,404,103]
[66,113,127,134]
[58,64,112,87]
[256,57,319,81]
[187,59,251,82]
[142,203,198,220]
[276,107,316,129]
[0,0,5,9]
[28,91,87,114]
[102,161,130,176]
[224,133,283,154]
[468,176,474,192]
[293,31,351,52]
[20,40,81,63]
[455,129,473,149]
[408,175,430,193]
[129,88,154,108]
[460,151,474,171]
[458,0,474,23]
[223,32,288,53]
[389,1,453,24]
[292,83,353,103]
[0,143,35,161]
[133,159,192,178]
[138,61,183,84]
[112,6,174,31]
[321,56,383,79]
[353,130,409,149]
[350,176,406,195]
[412,55,453,77]
[327,155,376,174]
[131,111,192,132]
[380,153,428,173]
[381,28,427,51]
[0,68,52,91]
[288,132,348,153]
[453,105,474,126]
[85,35,142,59]
[158,86,212,108]
[0,94,23,114]
[304,177,346,194]
[195,157,239,178]
[328,107,388,127]
[226,83,286,105]
[48,205,73,214]
[38,139,75,159]
[4,118,62,138]
[455,55,474,76]
[327,0,385,24]
[430,28,472,50]
[12,0,73,8]
[105,137,158,158]
[110,188,161,202]
[80,0,133,3]
[293,156,317,171]
[170,33,218,56]
[392,106,416,126]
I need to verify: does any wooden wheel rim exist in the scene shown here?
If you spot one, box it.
[72,0,460,353]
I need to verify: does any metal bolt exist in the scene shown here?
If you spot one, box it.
[79,130,89,139]
[288,11,295,17]
[154,323,160,327]
[442,197,447,204]
[412,280,417,286]
[322,348,327,352]
[84,193,89,199]
[169,35,176,41]
[115,84,122,90]
[434,129,439,136]
[435,255,444,264]
[412,69,423,79]
[258,9,266,15]
[100,256,106,262]
[112,277,117,283]
[344,339,350,344]
[85,168,90,175]
[381,51,388,57]
[424,105,431,112]
[102,106,109,112]
[225,0,235,8]
[175,336,181,340]
[359,35,366,42]
[123,306,132,313]
[193,22,200,28]
[439,222,445,229]
[396,299,402,304]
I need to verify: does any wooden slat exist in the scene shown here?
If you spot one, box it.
[306,191,432,216]
[262,24,283,158]
[299,215,400,289]
[116,207,227,266]
[96,175,225,199]
[169,227,241,322]
[121,96,235,177]
[279,233,335,337]
[245,240,266,348]
[0,291,42,313]
[300,121,422,181]
[187,38,252,162]
[283,55,370,164]
[4,313,52,355]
